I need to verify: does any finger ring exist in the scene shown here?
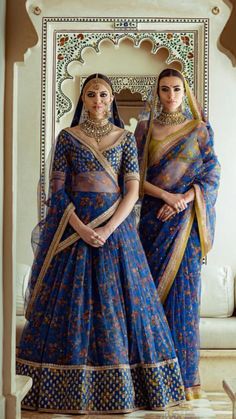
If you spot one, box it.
[94,239,98,244]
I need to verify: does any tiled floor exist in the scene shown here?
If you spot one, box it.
[207,392,232,418]
[21,392,232,418]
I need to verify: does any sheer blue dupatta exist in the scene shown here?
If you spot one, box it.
[25,132,76,320]
[135,71,220,303]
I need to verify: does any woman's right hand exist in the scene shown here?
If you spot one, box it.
[76,223,105,247]
[162,191,188,213]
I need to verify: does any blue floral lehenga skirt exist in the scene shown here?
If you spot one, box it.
[16,129,185,413]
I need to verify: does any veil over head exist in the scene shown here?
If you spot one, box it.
[138,68,203,123]
[136,68,207,196]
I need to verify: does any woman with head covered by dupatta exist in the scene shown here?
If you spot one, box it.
[16,73,185,414]
[135,68,220,400]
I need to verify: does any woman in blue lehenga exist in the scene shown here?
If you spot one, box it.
[135,68,220,400]
[16,73,185,414]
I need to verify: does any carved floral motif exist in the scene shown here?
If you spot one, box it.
[55,31,195,121]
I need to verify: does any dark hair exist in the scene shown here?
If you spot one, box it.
[82,73,114,94]
[157,68,185,95]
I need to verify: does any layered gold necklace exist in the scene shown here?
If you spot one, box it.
[156,110,187,126]
[80,118,113,144]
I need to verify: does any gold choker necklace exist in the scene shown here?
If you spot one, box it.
[80,118,113,143]
[156,111,187,126]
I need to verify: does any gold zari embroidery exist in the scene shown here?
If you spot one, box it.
[158,207,195,303]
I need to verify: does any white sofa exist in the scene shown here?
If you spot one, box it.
[199,265,236,391]
[200,264,236,349]
[16,263,236,390]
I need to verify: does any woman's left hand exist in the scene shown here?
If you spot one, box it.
[157,204,177,222]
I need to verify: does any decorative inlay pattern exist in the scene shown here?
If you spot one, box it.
[56,31,195,122]
[114,20,138,29]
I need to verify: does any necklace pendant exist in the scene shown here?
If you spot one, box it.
[80,117,113,142]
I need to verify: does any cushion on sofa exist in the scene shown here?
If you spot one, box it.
[16,263,30,316]
[200,317,236,348]
[200,265,234,318]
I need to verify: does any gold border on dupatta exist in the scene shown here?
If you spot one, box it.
[158,208,195,304]
[25,202,75,320]
[139,117,156,197]
[55,197,121,254]
[193,184,212,257]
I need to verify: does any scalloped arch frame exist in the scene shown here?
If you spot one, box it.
[55,31,195,121]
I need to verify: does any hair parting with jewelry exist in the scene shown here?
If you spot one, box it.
[82,73,113,99]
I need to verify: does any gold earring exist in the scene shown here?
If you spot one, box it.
[156,96,163,113]
[83,107,89,119]
[104,104,112,118]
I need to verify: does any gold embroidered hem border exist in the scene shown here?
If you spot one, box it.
[22,401,184,415]
[16,357,185,413]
